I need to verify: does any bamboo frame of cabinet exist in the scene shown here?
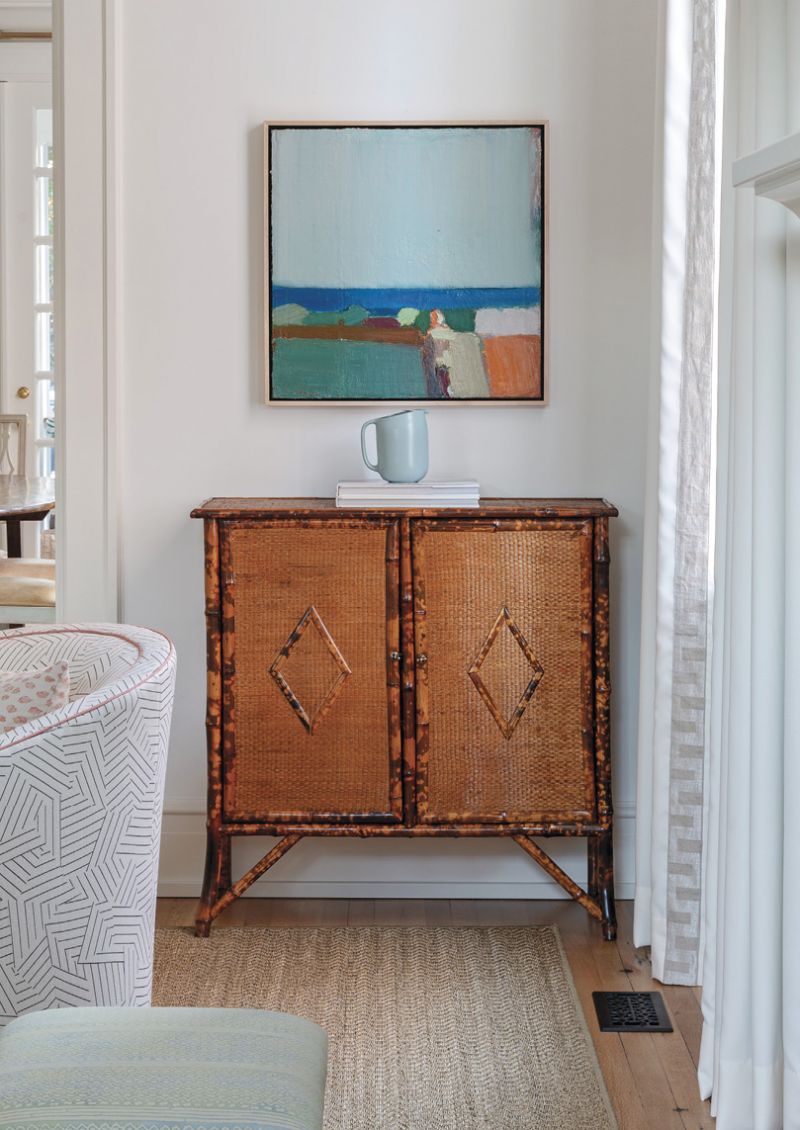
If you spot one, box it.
[192,498,618,940]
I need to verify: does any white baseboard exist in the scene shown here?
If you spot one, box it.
[158,805,635,902]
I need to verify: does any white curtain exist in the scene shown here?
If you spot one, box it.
[698,0,800,1125]
[638,0,800,1120]
[634,0,722,983]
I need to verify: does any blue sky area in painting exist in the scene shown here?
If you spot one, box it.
[270,126,541,291]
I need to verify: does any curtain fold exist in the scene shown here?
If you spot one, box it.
[634,0,720,984]
[698,1,800,1125]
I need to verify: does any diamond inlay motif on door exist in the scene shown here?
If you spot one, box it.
[468,606,544,739]
[269,605,352,733]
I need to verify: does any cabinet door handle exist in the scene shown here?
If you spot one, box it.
[389,650,402,662]
[416,654,428,666]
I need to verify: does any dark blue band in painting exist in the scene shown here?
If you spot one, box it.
[272,285,541,313]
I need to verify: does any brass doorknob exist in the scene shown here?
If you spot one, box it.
[16,386,30,399]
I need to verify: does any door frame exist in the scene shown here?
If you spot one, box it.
[0,80,51,477]
[0,41,50,567]
[52,0,120,620]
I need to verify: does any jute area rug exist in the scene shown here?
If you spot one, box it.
[153,926,616,1130]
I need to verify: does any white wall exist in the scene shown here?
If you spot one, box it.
[116,0,658,899]
[0,2,51,35]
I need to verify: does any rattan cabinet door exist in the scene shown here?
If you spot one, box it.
[413,519,596,824]
[221,519,402,823]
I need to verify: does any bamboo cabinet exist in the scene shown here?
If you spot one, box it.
[191,498,618,939]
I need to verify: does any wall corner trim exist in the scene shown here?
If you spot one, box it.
[53,0,121,621]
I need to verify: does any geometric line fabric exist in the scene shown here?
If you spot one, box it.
[0,625,176,1025]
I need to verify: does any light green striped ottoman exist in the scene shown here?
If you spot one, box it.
[0,1007,328,1130]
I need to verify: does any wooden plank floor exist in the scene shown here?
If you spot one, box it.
[156,898,713,1130]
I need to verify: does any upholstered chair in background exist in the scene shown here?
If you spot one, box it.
[0,624,176,1024]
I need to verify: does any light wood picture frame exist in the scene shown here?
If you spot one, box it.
[264,121,548,406]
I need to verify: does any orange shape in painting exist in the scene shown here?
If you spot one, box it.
[482,335,542,398]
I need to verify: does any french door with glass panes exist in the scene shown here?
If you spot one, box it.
[0,81,54,555]
[0,82,55,475]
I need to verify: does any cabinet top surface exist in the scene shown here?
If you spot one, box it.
[191,497,618,519]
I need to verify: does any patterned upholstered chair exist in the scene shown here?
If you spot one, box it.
[0,624,176,1025]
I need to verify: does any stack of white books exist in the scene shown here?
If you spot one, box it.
[336,480,480,508]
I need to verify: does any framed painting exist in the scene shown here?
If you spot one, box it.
[264,122,547,405]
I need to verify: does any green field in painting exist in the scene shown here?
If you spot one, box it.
[272,339,427,399]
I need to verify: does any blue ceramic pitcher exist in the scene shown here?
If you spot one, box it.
[360,409,429,483]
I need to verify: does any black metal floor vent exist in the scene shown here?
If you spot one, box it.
[592,991,673,1033]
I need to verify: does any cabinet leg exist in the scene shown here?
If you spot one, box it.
[195,827,228,938]
[219,833,232,891]
[597,829,617,941]
[587,836,600,900]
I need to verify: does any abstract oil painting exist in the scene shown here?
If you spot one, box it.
[265,123,545,404]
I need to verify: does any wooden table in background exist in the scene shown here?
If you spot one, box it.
[0,475,55,558]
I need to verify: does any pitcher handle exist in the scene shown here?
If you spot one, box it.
[360,419,380,472]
